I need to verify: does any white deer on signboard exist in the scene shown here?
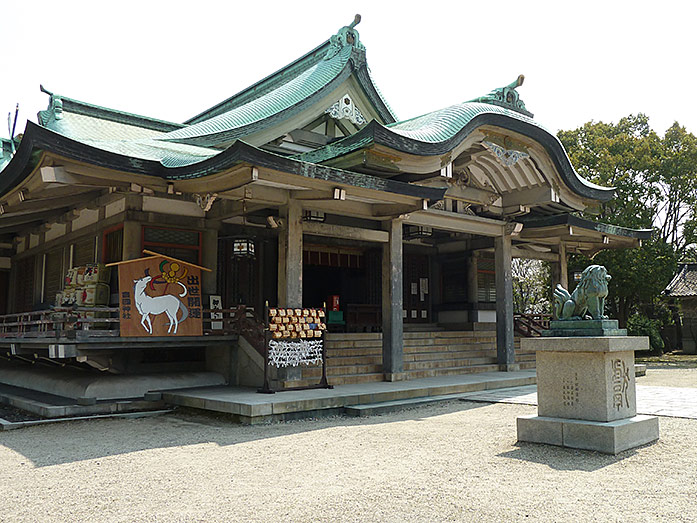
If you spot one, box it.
[133,275,188,334]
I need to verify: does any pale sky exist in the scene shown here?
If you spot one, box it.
[2,0,695,140]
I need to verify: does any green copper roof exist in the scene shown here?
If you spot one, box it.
[297,98,615,202]
[387,101,540,143]
[160,44,355,145]
[36,90,219,167]
[299,101,541,164]
[185,15,368,125]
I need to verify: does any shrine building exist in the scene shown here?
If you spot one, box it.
[0,16,649,399]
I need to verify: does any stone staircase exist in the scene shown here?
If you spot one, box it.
[281,328,536,388]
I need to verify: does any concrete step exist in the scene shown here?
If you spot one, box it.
[516,354,536,363]
[403,338,496,348]
[326,355,383,366]
[405,364,501,379]
[327,332,382,344]
[325,340,383,349]
[404,349,496,362]
[282,372,384,388]
[405,357,497,371]
[403,323,444,332]
[327,347,383,357]
[345,393,472,417]
[404,342,495,353]
[519,362,537,370]
[301,363,383,379]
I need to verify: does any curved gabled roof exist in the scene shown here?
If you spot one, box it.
[300,100,615,202]
[159,17,396,148]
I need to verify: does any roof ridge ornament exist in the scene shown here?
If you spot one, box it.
[324,14,365,61]
[469,74,534,118]
[324,93,367,126]
[37,85,64,124]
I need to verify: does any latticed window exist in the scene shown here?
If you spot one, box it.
[142,227,201,264]
[73,236,96,266]
[14,256,35,312]
[43,248,64,305]
[441,259,467,304]
[477,258,496,303]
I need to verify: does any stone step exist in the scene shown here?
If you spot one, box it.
[519,362,537,370]
[345,393,472,417]
[404,330,495,340]
[326,355,383,366]
[404,357,497,371]
[404,349,496,362]
[327,347,383,358]
[301,363,383,378]
[403,338,496,348]
[405,364,501,379]
[404,342,495,353]
[326,333,381,342]
[282,372,384,388]
[325,340,383,349]
[516,354,536,362]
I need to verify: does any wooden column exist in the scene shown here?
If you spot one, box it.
[551,242,569,290]
[495,234,517,371]
[277,200,303,308]
[559,242,568,290]
[201,224,219,297]
[122,221,142,261]
[466,254,479,322]
[382,219,404,381]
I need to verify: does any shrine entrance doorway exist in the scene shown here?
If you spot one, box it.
[403,253,431,323]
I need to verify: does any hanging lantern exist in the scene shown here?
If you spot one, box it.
[232,238,256,258]
[404,225,433,240]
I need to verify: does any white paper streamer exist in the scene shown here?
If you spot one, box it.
[268,339,324,368]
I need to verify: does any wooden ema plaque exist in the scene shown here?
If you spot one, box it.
[112,254,206,337]
[267,307,326,339]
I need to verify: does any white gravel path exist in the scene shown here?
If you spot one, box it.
[1,399,695,522]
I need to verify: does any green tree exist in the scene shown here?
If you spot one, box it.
[558,114,690,328]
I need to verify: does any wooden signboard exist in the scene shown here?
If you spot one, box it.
[110,252,209,337]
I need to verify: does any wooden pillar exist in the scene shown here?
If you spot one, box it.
[201,224,219,298]
[277,200,302,308]
[559,242,568,290]
[495,234,517,371]
[466,254,479,322]
[122,221,141,261]
[382,219,404,381]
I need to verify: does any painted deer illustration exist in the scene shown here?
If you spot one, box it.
[133,275,188,334]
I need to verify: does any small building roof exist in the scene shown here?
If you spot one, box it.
[664,263,697,298]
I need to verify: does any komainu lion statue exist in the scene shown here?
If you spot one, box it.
[554,265,611,320]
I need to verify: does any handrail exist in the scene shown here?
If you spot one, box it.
[0,306,256,341]
[514,313,551,337]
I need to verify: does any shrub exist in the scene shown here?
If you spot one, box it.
[627,314,664,355]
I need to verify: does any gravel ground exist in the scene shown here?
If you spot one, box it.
[0,404,41,422]
[637,366,697,388]
[1,399,695,522]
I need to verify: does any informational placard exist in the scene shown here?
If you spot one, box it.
[210,295,223,330]
[116,255,203,337]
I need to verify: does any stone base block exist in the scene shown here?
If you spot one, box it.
[517,414,659,455]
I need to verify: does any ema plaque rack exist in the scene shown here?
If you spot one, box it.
[258,302,333,393]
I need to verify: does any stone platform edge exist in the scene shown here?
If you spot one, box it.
[517,414,659,455]
[521,336,649,353]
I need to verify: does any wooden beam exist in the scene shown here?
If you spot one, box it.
[511,246,560,262]
[407,209,505,237]
[302,221,388,243]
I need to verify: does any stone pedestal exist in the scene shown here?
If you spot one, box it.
[518,330,659,454]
